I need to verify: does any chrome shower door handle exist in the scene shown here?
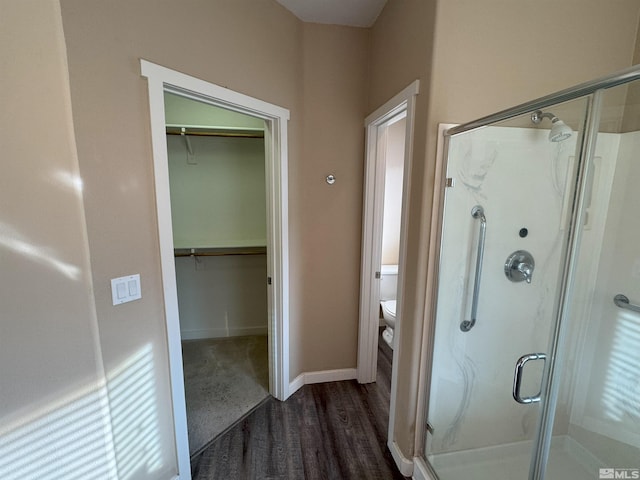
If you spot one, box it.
[512,353,547,404]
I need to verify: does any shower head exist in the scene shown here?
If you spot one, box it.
[531,110,572,142]
[549,119,572,142]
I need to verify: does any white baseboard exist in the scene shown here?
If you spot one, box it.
[288,368,357,397]
[389,439,414,476]
[305,368,357,384]
[289,373,305,396]
[180,326,268,341]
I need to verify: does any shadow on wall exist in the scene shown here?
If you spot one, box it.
[0,344,164,480]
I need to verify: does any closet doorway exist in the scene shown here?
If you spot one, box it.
[141,60,290,477]
[165,93,270,456]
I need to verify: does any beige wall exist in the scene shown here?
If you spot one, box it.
[7,0,640,475]
[622,14,640,132]
[296,23,369,371]
[0,0,99,416]
[368,0,438,457]
[429,0,640,124]
[59,0,369,459]
[0,1,122,477]
[4,0,369,474]
[370,0,640,460]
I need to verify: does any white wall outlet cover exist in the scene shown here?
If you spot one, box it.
[111,274,142,305]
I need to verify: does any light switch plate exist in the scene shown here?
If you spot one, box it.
[111,274,142,305]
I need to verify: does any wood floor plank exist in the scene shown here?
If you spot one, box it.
[191,331,408,479]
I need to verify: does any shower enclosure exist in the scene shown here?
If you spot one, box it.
[421,66,640,480]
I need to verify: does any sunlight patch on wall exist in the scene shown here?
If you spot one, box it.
[107,344,163,479]
[50,169,84,194]
[0,344,164,479]
[602,310,640,437]
[0,221,81,280]
[0,383,117,480]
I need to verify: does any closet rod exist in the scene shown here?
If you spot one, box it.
[174,247,267,257]
[166,127,264,139]
[175,251,266,257]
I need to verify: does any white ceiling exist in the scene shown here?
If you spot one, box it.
[275,0,388,28]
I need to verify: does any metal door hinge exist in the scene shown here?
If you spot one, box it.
[267,276,272,285]
[426,422,434,435]
[375,271,381,279]
[445,177,455,188]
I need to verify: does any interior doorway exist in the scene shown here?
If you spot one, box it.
[164,94,271,456]
[141,60,290,478]
[358,81,419,384]
[358,80,419,475]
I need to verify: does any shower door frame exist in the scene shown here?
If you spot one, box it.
[415,64,640,480]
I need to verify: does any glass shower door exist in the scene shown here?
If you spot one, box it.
[543,81,640,479]
[424,98,590,480]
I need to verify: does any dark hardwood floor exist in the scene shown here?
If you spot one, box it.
[191,329,408,479]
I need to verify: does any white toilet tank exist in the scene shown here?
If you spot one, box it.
[379,264,398,301]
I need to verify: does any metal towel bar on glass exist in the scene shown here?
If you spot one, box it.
[460,205,486,332]
[613,294,640,314]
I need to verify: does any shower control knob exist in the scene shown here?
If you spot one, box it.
[505,250,535,284]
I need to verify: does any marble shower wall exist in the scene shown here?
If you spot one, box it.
[566,130,640,465]
[427,125,620,455]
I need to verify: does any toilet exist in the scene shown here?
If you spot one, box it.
[380,300,396,348]
[379,264,398,349]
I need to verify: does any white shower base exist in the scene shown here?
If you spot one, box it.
[428,435,603,480]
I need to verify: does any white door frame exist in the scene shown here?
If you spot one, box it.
[359,81,420,477]
[140,60,290,478]
[358,80,419,385]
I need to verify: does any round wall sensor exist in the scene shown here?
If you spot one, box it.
[326,174,336,185]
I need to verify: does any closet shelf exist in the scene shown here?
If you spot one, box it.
[174,246,267,257]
